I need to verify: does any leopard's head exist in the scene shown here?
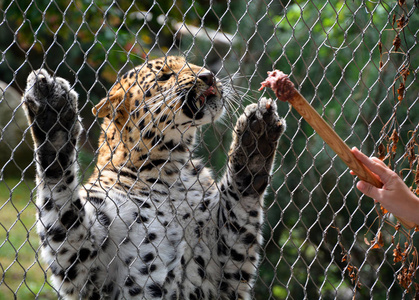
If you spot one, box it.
[93,56,225,164]
[93,56,224,131]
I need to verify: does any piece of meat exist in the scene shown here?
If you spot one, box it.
[259,70,295,102]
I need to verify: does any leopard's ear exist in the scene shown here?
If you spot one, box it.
[92,84,127,118]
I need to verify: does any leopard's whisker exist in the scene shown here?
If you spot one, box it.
[221,86,242,119]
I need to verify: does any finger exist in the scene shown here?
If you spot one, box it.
[351,147,391,179]
[370,157,388,167]
[350,169,380,186]
[356,180,383,201]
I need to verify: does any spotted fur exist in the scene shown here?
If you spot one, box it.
[22,56,286,299]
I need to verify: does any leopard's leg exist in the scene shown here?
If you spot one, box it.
[23,70,96,298]
[217,97,285,299]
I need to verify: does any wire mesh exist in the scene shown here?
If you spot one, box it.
[0,0,418,299]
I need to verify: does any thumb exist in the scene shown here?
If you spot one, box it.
[356,181,382,201]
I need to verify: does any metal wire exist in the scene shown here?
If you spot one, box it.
[0,0,418,299]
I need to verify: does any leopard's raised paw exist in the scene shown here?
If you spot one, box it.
[23,69,78,117]
[231,97,285,162]
[237,97,285,140]
[22,69,81,143]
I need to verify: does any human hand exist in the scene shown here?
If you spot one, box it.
[351,147,419,226]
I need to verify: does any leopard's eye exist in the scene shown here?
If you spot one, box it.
[157,73,174,82]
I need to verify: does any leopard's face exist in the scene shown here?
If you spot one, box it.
[137,56,224,125]
[93,56,224,131]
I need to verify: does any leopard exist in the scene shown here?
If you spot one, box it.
[22,56,286,299]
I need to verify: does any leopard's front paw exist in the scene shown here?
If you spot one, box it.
[22,69,80,142]
[228,97,285,195]
[235,97,286,157]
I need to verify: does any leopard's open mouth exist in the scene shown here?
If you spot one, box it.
[179,82,222,121]
[196,86,218,109]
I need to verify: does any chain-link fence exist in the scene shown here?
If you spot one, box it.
[1,0,418,299]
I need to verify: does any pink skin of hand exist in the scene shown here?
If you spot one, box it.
[351,147,419,225]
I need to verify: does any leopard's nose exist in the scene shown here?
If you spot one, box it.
[198,71,215,87]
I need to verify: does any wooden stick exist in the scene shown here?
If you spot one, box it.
[260,71,416,229]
